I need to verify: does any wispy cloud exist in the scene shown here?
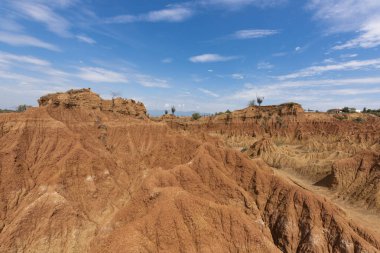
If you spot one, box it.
[333,18,380,50]
[76,64,170,88]
[233,29,278,39]
[144,6,193,22]
[308,0,380,49]
[329,87,380,95]
[161,58,173,64]
[76,35,96,44]
[0,50,74,107]
[278,58,380,80]
[198,88,219,97]
[135,74,170,88]
[0,51,50,66]
[257,61,274,70]
[189,54,238,63]
[231,73,244,80]
[106,6,193,23]
[237,78,380,98]
[199,0,287,10]
[77,67,128,83]
[0,31,60,51]
[12,1,71,37]
[340,54,358,59]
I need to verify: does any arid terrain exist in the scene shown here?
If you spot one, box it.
[1,89,379,253]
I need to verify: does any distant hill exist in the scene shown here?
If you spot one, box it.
[0,109,15,113]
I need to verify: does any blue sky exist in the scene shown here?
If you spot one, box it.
[0,0,379,112]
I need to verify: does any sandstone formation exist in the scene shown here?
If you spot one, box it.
[38,88,147,118]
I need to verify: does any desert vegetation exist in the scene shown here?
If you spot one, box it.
[363,108,380,117]
[191,112,201,120]
[0,104,30,113]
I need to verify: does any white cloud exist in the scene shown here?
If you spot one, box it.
[295,46,301,52]
[333,18,380,50]
[134,74,170,88]
[0,51,75,107]
[77,67,128,83]
[76,35,96,44]
[278,58,380,80]
[323,58,335,64]
[340,54,358,59]
[308,0,380,49]
[231,77,380,99]
[200,0,287,10]
[79,60,172,88]
[105,15,135,23]
[231,73,244,80]
[12,1,71,37]
[198,88,219,97]
[189,54,238,63]
[257,61,274,70]
[162,58,173,64]
[106,6,193,23]
[233,29,278,39]
[330,87,380,95]
[145,6,193,22]
[0,31,60,51]
[0,51,50,66]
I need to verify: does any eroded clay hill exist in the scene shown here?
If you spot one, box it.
[161,103,380,212]
[1,90,380,252]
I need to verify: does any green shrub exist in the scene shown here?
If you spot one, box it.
[192,112,201,120]
[17,105,28,112]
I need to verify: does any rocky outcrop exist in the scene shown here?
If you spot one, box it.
[331,151,380,210]
[38,88,147,118]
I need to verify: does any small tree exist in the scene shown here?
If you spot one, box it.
[192,112,201,120]
[256,96,264,106]
[17,105,27,112]
[225,109,231,114]
[248,100,256,107]
[171,106,176,115]
[110,91,121,107]
[164,110,168,115]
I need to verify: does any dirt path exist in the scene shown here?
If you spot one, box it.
[273,168,380,235]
